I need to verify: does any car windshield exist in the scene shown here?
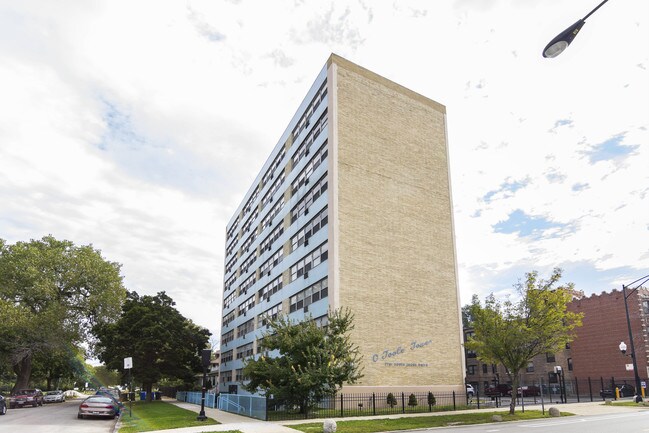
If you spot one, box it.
[18,389,36,394]
[86,396,113,403]
[46,391,60,395]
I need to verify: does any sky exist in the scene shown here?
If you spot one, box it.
[0,0,647,345]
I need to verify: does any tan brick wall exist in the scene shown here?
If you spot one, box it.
[328,55,464,391]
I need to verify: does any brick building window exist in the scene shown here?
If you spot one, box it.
[467,365,476,375]
[526,362,534,372]
[568,358,573,371]
[546,353,556,363]
[482,364,488,374]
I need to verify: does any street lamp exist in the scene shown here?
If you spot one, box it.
[621,274,649,403]
[542,0,610,58]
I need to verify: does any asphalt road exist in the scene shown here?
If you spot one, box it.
[0,398,117,433]
[404,411,649,433]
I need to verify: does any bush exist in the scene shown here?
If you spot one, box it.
[386,392,397,408]
[408,393,418,407]
[427,392,436,406]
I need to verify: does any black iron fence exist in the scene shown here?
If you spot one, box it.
[267,391,468,421]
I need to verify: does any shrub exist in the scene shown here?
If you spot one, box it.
[408,393,418,407]
[427,392,436,407]
[386,392,397,408]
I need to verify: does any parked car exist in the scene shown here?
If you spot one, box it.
[0,394,7,415]
[600,384,635,398]
[484,384,512,397]
[8,389,44,408]
[466,384,475,397]
[43,390,66,403]
[517,385,541,397]
[77,395,120,419]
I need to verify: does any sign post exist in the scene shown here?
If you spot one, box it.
[197,349,211,421]
[124,357,133,417]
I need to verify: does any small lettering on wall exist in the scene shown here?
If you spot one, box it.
[371,338,433,365]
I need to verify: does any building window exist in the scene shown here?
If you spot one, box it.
[262,148,286,187]
[482,364,488,374]
[291,142,328,194]
[546,353,556,363]
[491,364,497,374]
[236,319,255,339]
[236,342,254,360]
[290,206,328,252]
[290,174,328,223]
[291,81,327,142]
[289,242,328,282]
[258,276,282,301]
[261,196,285,230]
[313,315,328,329]
[223,291,237,310]
[222,311,235,328]
[526,362,534,373]
[258,303,283,328]
[237,295,255,317]
[565,342,571,349]
[567,358,573,371]
[467,365,476,375]
[259,223,284,253]
[289,278,328,313]
[220,370,232,384]
[261,171,286,210]
[221,330,234,347]
[235,368,249,382]
[221,350,233,364]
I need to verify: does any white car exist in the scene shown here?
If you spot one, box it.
[466,384,475,397]
[43,390,66,403]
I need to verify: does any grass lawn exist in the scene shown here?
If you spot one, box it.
[118,400,220,433]
[267,404,470,421]
[290,410,572,433]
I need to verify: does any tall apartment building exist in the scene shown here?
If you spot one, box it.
[220,54,464,395]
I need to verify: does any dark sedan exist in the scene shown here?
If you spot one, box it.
[600,384,635,398]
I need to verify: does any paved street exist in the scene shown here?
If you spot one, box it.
[0,398,117,433]
[407,410,649,433]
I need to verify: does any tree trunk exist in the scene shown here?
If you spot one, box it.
[145,382,153,402]
[12,353,33,393]
[509,375,520,415]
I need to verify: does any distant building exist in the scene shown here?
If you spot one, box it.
[196,350,220,391]
[220,54,464,395]
[568,288,649,381]
[464,328,573,394]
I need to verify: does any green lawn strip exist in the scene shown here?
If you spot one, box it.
[268,405,469,421]
[607,401,649,407]
[118,400,219,433]
[289,410,573,433]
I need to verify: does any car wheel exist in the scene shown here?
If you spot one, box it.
[32,402,38,407]
[1,405,6,415]
[78,414,83,419]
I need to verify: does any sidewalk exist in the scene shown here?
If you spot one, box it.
[134,398,649,433]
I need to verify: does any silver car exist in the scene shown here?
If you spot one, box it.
[77,396,120,419]
[43,390,65,403]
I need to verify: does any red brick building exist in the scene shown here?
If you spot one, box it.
[568,288,649,382]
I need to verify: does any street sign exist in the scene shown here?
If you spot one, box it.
[124,357,133,369]
[642,381,647,388]
[626,363,634,371]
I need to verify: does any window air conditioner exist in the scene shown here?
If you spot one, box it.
[304,208,309,215]
[304,239,309,246]
[304,271,308,279]
[304,305,309,313]
[304,178,309,185]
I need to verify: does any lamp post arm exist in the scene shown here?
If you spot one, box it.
[582,0,610,21]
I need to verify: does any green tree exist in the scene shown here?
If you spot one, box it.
[0,236,127,392]
[407,393,418,408]
[243,308,363,415]
[93,291,210,401]
[465,268,583,415]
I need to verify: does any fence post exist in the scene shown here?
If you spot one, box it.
[372,393,376,416]
[401,392,405,414]
[340,394,344,417]
[588,377,593,402]
[452,391,456,411]
[611,377,616,400]
[600,377,605,400]
[575,378,580,402]
[477,385,480,409]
